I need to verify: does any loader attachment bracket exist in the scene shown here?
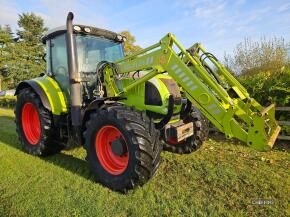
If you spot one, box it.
[247,104,280,151]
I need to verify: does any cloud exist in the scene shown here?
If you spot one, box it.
[0,0,20,29]
[39,0,108,29]
[277,2,290,12]
[215,29,225,37]
[0,0,289,60]
[126,0,282,58]
[107,0,174,31]
[236,0,246,6]
[0,0,109,31]
[194,1,226,17]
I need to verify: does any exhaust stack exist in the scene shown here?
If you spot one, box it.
[66,12,82,128]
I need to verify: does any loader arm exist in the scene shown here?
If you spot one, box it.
[105,33,280,151]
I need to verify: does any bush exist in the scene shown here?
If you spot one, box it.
[224,37,290,75]
[239,68,290,106]
[224,36,290,136]
[0,96,16,108]
[239,68,290,135]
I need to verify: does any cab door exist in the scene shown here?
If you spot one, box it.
[46,34,70,99]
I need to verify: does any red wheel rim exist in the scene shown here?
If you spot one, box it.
[21,103,41,145]
[95,125,129,175]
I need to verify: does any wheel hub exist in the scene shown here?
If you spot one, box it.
[110,137,128,156]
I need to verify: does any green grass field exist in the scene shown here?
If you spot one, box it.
[0,108,289,217]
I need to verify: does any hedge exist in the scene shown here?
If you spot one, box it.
[0,96,16,108]
[239,68,290,135]
[238,68,290,107]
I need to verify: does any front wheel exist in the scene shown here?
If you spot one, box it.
[162,107,209,154]
[84,105,162,192]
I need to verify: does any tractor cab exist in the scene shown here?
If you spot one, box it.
[42,25,126,98]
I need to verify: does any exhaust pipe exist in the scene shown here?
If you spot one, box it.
[66,12,82,132]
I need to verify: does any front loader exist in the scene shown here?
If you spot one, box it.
[14,12,280,191]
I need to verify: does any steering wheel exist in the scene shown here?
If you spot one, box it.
[55,66,67,75]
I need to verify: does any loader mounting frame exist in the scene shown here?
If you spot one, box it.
[103,33,280,151]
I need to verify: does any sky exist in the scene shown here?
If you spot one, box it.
[0,0,289,59]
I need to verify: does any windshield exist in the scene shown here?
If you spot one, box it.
[75,34,124,73]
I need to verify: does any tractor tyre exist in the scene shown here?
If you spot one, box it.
[83,105,162,192]
[162,107,209,154]
[15,88,62,156]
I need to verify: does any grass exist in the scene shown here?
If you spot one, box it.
[0,107,289,217]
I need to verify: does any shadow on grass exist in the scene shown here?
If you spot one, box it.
[44,152,94,181]
[0,115,94,182]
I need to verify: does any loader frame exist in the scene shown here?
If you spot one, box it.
[102,33,280,151]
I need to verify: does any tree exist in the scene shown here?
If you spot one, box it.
[0,25,14,89]
[17,13,47,44]
[0,25,13,45]
[119,31,142,55]
[5,13,48,88]
[224,37,290,75]
[0,25,13,66]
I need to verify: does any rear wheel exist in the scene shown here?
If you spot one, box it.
[84,105,162,192]
[162,107,209,154]
[15,88,62,156]
[95,125,129,175]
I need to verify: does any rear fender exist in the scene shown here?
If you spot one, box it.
[15,76,68,115]
[15,80,51,111]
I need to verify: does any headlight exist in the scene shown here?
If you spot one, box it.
[84,27,91,33]
[73,25,81,31]
[116,35,123,41]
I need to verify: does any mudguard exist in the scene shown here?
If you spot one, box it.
[15,75,68,115]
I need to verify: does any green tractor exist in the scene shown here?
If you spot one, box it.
[14,12,280,191]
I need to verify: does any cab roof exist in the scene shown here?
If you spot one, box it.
[41,24,125,44]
